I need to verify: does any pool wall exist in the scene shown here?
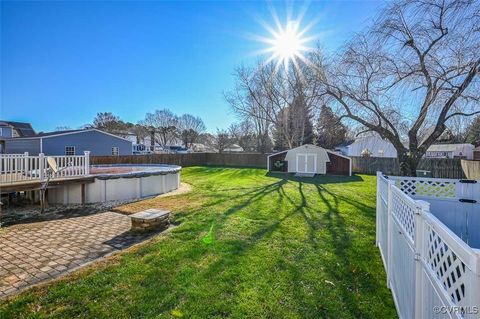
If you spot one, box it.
[48,165,181,204]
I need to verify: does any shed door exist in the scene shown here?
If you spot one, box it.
[297,154,316,173]
[297,154,306,172]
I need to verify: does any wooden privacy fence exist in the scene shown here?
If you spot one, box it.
[351,157,467,178]
[91,153,269,168]
[91,153,473,179]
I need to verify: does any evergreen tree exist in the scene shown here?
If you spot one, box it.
[465,116,480,145]
[315,105,348,149]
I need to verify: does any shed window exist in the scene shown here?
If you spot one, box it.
[112,147,119,156]
[65,146,75,156]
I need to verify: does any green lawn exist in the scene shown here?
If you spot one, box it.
[0,167,397,318]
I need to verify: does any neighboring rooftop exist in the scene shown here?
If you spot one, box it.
[426,143,474,152]
[0,121,36,137]
[36,129,84,137]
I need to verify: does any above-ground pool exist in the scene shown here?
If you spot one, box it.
[48,164,182,204]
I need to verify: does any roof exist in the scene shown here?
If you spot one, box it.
[269,145,352,160]
[36,129,84,137]
[426,144,474,152]
[0,121,36,137]
[7,128,131,142]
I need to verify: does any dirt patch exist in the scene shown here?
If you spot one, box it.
[112,183,199,215]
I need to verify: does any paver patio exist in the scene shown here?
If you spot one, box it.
[0,211,151,298]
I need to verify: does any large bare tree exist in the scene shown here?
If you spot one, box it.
[177,114,206,148]
[228,120,257,152]
[92,112,126,134]
[225,60,320,150]
[314,0,479,175]
[141,109,179,147]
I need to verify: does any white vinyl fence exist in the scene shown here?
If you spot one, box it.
[376,172,480,319]
[0,152,90,183]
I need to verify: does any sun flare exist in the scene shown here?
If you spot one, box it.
[252,5,317,73]
[272,21,304,64]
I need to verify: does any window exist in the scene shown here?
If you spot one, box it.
[112,147,119,156]
[65,146,75,156]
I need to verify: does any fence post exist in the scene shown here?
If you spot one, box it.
[23,152,29,177]
[376,172,381,246]
[386,179,394,288]
[39,153,45,181]
[414,200,429,319]
[467,256,480,319]
[84,151,90,175]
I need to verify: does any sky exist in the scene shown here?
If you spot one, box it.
[1,0,383,133]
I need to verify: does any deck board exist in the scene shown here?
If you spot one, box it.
[0,176,95,193]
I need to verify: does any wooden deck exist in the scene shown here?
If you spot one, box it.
[0,176,95,193]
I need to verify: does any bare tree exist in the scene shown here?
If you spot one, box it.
[177,114,206,148]
[225,60,320,150]
[214,129,234,153]
[92,112,125,134]
[314,0,479,175]
[141,109,178,147]
[229,120,256,152]
[130,124,149,144]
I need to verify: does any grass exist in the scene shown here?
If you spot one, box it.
[0,166,397,318]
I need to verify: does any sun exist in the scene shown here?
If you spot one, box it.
[251,8,317,73]
[270,21,305,67]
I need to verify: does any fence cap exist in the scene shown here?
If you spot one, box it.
[415,199,430,211]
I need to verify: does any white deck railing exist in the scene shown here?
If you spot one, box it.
[0,151,90,183]
[376,172,480,319]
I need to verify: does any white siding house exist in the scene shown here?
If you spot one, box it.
[425,144,474,159]
[337,134,398,158]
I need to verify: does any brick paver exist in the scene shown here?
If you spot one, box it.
[0,212,151,298]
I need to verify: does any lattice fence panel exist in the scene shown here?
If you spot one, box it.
[396,179,456,198]
[425,224,467,307]
[392,189,416,241]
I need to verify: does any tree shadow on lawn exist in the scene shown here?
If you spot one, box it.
[272,182,388,317]
[152,176,392,318]
[266,172,364,185]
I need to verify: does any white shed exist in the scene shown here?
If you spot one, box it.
[268,144,333,175]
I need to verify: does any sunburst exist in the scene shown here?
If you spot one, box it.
[251,4,317,73]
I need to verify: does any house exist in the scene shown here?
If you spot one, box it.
[4,128,132,156]
[425,144,474,159]
[224,144,244,153]
[336,134,397,158]
[267,144,352,176]
[0,121,36,138]
[190,143,217,153]
[0,121,36,153]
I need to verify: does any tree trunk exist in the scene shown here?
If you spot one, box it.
[398,149,422,177]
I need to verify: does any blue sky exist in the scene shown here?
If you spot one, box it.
[1,1,383,133]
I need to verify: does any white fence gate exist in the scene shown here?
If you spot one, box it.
[376,172,480,319]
